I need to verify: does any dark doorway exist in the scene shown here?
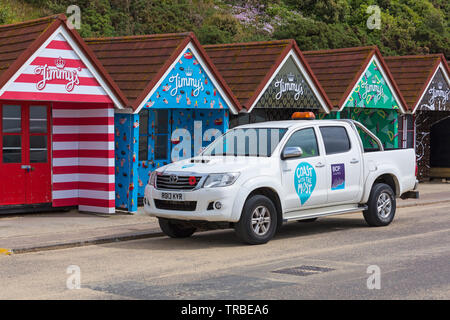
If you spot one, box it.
[430,117,450,168]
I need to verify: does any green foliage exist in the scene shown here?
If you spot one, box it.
[5,0,447,58]
[0,5,11,25]
[269,0,449,57]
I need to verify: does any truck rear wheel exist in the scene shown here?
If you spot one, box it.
[363,183,396,227]
[235,195,277,245]
[158,218,196,238]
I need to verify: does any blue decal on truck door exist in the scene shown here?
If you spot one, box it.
[294,162,316,205]
[331,163,345,190]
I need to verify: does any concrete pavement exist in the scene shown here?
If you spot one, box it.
[1,181,450,255]
[0,211,162,254]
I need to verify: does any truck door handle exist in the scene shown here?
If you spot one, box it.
[315,162,325,168]
[350,159,359,164]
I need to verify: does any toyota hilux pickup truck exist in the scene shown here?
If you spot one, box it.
[144,114,419,244]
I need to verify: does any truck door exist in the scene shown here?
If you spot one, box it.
[280,127,328,217]
[318,125,363,204]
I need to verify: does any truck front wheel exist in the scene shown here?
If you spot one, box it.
[158,218,196,238]
[363,183,396,227]
[235,195,278,245]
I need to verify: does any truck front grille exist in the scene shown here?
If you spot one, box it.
[156,174,202,190]
[154,200,197,211]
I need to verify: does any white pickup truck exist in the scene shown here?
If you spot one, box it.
[144,117,419,244]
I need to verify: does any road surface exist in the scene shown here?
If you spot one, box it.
[1,202,449,299]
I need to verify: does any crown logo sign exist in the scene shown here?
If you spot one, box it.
[55,57,66,69]
[371,77,377,84]
[438,82,443,90]
[287,73,295,82]
[185,67,193,77]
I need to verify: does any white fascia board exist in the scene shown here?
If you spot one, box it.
[247,49,331,114]
[134,41,239,115]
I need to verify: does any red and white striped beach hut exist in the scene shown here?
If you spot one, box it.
[0,15,128,214]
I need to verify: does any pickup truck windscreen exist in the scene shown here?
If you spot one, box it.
[202,128,288,157]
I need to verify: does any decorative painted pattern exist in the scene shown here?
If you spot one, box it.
[191,109,228,156]
[114,113,139,212]
[349,108,399,149]
[417,69,450,112]
[345,60,399,110]
[319,60,402,150]
[144,49,227,111]
[255,56,321,110]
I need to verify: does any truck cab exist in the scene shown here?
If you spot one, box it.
[144,113,418,244]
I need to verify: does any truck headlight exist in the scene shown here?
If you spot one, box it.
[148,171,157,187]
[203,173,240,188]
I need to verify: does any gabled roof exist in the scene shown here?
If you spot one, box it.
[303,46,408,112]
[204,39,332,112]
[384,54,450,112]
[0,14,127,107]
[0,15,55,82]
[85,32,241,112]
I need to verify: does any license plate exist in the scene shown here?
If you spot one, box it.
[161,192,184,201]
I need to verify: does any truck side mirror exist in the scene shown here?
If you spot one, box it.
[281,147,303,160]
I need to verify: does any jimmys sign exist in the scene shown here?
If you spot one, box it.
[255,56,321,109]
[144,49,228,110]
[417,69,450,112]
[34,56,81,92]
[345,60,399,110]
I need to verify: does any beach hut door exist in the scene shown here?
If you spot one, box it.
[0,103,52,205]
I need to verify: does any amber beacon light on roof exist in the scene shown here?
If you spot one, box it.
[291,112,316,120]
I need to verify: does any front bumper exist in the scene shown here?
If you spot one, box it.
[143,183,241,222]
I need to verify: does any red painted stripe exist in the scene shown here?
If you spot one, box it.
[0,91,112,103]
[53,149,115,158]
[45,40,72,50]
[52,165,115,175]
[52,117,114,126]
[14,74,100,87]
[79,182,115,191]
[53,133,114,142]
[78,198,115,208]
[53,182,115,191]
[53,198,78,207]
[52,182,79,191]
[30,57,86,69]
